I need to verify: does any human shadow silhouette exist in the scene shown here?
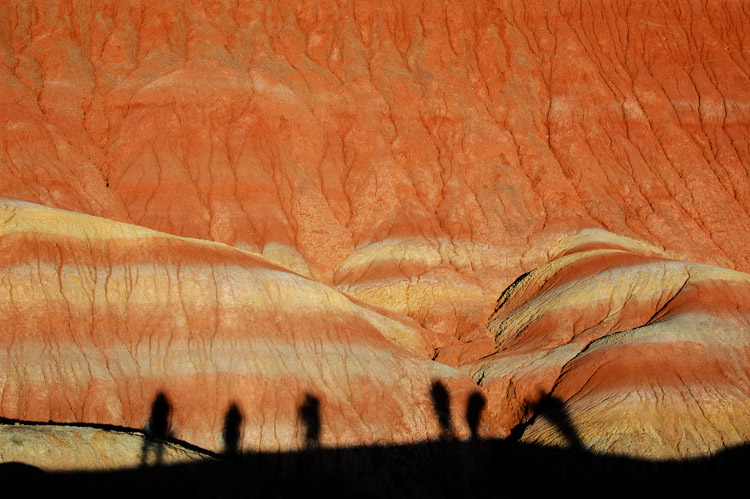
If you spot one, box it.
[222,403,243,459]
[429,380,453,440]
[298,394,321,449]
[531,392,582,450]
[465,391,486,441]
[4,383,749,498]
[141,392,172,466]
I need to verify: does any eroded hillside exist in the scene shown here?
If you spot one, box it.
[1,0,749,475]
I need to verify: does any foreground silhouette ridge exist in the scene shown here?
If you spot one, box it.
[1,381,747,498]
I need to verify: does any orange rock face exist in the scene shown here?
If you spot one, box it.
[1,0,750,463]
[0,199,481,453]
[465,232,750,457]
[3,0,750,341]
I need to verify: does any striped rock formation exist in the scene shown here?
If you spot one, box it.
[0,423,209,471]
[0,0,749,468]
[2,0,750,343]
[0,198,481,455]
[0,423,279,497]
[464,231,750,458]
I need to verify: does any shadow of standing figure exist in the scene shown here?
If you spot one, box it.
[532,394,583,450]
[465,391,486,441]
[141,392,172,466]
[222,403,244,460]
[298,394,321,449]
[430,381,454,440]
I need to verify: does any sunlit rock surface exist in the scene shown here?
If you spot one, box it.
[0,423,209,470]
[2,0,750,340]
[0,0,749,468]
[0,199,480,455]
[464,232,750,458]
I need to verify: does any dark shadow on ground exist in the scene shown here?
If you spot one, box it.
[1,393,748,498]
[3,437,747,498]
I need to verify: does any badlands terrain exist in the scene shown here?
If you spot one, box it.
[1,0,749,496]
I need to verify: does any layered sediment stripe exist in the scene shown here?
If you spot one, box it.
[0,199,437,355]
[1,338,448,386]
[491,230,681,320]
[334,237,524,285]
[551,313,750,397]
[460,343,584,435]
[334,236,525,341]
[0,424,211,471]
[546,229,671,260]
[490,250,676,331]
[468,232,750,455]
[337,267,490,337]
[0,261,431,349]
[0,200,481,452]
[495,231,750,327]
[522,315,750,458]
[491,256,750,354]
[522,388,750,459]
[0,339,465,451]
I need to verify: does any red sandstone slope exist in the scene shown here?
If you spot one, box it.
[464,232,750,458]
[1,0,750,465]
[2,0,750,340]
[0,198,481,453]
